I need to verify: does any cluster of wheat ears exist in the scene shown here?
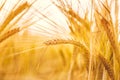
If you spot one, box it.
[0,0,120,80]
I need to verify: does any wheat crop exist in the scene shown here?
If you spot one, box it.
[0,0,120,80]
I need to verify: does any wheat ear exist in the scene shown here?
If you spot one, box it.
[101,17,120,63]
[0,28,20,43]
[0,2,29,32]
[98,54,114,80]
[44,39,89,52]
[96,10,120,64]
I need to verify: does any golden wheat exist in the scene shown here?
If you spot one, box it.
[98,54,114,80]
[0,0,120,80]
[0,27,20,43]
[0,2,29,32]
[44,39,89,52]
[100,16,120,64]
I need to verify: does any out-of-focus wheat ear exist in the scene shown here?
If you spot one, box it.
[0,27,20,43]
[53,0,90,31]
[43,39,89,53]
[98,54,115,80]
[67,9,90,31]
[0,2,30,32]
[98,12,120,63]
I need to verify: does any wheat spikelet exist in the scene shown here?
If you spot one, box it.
[0,27,20,43]
[98,54,114,80]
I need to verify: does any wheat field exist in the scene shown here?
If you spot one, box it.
[0,0,120,80]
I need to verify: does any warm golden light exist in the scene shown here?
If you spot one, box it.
[0,0,120,80]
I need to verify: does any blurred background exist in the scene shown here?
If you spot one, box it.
[0,0,120,80]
